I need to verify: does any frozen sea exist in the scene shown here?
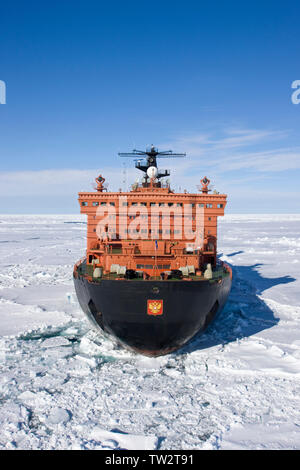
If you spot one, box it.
[0,214,300,450]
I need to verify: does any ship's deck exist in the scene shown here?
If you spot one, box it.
[75,260,231,283]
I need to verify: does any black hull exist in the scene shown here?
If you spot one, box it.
[73,264,232,356]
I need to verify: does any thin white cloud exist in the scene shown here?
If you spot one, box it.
[160,128,299,175]
[1,127,299,206]
[162,127,286,153]
[215,147,300,172]
[0,168,135,196]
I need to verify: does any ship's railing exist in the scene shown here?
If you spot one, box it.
[105,248,205,256]
[221,262,232,280]
[131,250,174,256]
[75,257,230,282]
[73,256,86,277]
[91,266,230,282]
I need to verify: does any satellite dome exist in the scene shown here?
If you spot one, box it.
[147,166,158,179]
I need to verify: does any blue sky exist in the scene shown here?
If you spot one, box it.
[0,0,300,213]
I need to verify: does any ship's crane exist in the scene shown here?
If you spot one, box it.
[118,145,186,180]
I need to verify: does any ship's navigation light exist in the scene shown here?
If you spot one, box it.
[95,175,106,192]
[198,176,211,194]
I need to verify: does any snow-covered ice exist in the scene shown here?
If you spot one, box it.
[0,214,300,450]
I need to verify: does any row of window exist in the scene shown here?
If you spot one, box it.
[124,229,182,234]
[93,215,214,221]
[81,201,115,207]
[128,215,211,220]
[93,228,211,235]
[136,264,170,269]
[82,201,224,209]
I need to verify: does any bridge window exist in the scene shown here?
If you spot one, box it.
[206,203,213,208]
[217,203,223,208]
[81,201,88,206]
[92,202,99,206]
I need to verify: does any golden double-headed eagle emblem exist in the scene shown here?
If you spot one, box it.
[147,300,163,316]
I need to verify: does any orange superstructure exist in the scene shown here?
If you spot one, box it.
[78,159,227,278]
